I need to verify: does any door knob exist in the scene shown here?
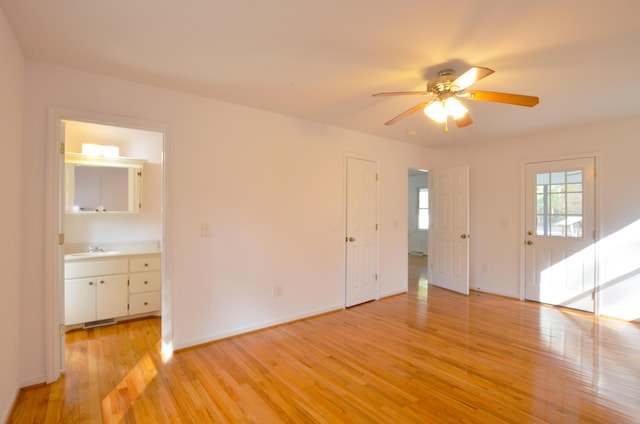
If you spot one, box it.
[527,240,533,245]
[460,234,468,239]
[348,237,356,242]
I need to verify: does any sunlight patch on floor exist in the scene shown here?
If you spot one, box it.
[418,276,429,300]
[102,353,157,422]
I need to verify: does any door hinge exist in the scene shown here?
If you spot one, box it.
[127,280,130,286]
[137,171,142,177]
[375,273,378,281]
[591,291,596,300]
[139,202,142,209]
[58,233,64,245]
[127,304,130,310]
[60,143,65,154]
[375,224,378,231]
[593,230,596,240]
[59,324,65,336]
[376,173,379,181]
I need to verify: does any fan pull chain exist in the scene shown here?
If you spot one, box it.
[445,117,449,133]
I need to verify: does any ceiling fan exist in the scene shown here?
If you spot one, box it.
[372,66,539,131]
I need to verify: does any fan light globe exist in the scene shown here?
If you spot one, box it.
[424,98,468,123]
[445,97,468,119]
[424,101,447,122]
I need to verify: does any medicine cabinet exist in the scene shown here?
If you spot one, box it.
[65,153,146,213]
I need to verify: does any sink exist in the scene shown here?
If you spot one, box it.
[66,251,121,258]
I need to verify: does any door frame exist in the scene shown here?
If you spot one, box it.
[45,107,172,383]
[519,152,600,314]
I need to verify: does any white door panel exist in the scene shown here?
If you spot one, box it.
[346,157,378,307]
[429,166,469,295]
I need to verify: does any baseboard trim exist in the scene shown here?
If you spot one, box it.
[173,304,344,351]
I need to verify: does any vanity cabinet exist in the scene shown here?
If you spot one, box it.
[64,259,129,325]
[64,253,161,326]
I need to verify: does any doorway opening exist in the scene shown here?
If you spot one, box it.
[45,108,170,383]
[408,168,429,299]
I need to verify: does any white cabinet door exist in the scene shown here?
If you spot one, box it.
[96,274,129,320]
[65,278,96,325]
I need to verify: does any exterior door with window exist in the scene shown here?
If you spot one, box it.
[524,157,596,312]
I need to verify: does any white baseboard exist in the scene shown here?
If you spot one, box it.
[379,289,407,299]
[173,304,344,350]
[472,287,518,298]
[19,375,45,388]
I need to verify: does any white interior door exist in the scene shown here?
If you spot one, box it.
[428,165,470,295]
[524,157,596,312]
[345,157,378,307]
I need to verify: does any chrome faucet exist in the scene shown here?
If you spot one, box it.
[88,245,104,253]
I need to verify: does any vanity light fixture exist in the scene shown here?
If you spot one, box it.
[82,143,120,157]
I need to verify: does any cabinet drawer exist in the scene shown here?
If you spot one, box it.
[65,259,129,279]
[130,271,161,293]
[129,292,161,315]
[130,256,161,273]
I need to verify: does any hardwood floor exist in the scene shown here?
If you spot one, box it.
[9,256,640,423]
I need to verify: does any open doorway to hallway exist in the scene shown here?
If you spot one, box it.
[408,169,429,299]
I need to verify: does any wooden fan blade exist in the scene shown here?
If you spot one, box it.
[373,91,429,97]
[464,90,539,107]
[455,113,473,128]
[384,102,430,126]
[452,67,494,90]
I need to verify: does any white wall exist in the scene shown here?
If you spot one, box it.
[20,61,436,383]
[0,7,23,422]
[408,172,428,255]
[436,118,640,321]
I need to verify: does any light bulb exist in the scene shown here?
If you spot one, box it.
[424,101,447,123]
[444,97,468,119]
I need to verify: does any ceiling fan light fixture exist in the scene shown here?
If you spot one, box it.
[423,97,468,123]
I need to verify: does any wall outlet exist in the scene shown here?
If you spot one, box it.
[274,285,282,296]
[201,223,211,237]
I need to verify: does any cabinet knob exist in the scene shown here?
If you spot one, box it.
[144,302,148,306]
[89,281,94,285]
[144,281,148,284]
[144,263,149,267]
[100,280,105,284]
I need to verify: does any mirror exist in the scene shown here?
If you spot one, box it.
[65,153,146,213]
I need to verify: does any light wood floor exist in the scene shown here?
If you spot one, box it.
[9,255,640,423]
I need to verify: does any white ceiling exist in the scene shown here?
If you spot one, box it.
[2,0,640,148]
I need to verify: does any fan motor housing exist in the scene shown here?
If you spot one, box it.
[427,69,460,94]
